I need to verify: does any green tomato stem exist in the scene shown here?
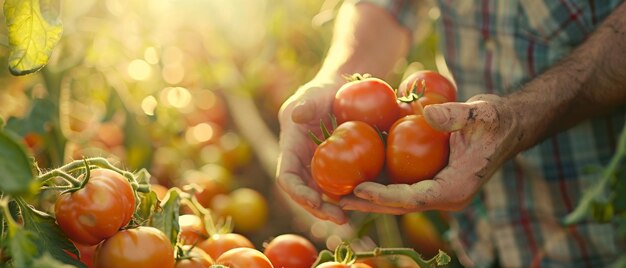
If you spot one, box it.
[355,247,451,267]
[36,169,81,188]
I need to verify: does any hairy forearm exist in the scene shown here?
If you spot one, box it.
[506,2,626,153]
[314,2,412,82]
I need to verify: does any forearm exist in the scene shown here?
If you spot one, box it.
[506,2,626,153]
[314,2,412,82]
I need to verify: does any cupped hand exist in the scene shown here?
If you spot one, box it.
[340,94,521,214]
[276,79,349,224]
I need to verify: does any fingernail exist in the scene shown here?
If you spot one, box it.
[425,105,449,126]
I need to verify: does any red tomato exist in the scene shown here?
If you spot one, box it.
[397,70,456,116]
[196,233,254,260]
[311,121,385,197]
[214,247,273,268]
[68,242,97,268]
[175,245,214,268]
[333,75,401,131]
[386,115,449,184]
[94,226,175,268]
[263,234,318,268]
[178,214,208,245]
[55,169,135,245]
[316,262,373,268]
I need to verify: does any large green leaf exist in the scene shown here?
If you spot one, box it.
[16,199,86,268]
[151,189,181,246]
[3,0,63,75]
[0,130,36,195]
[30,252,77,268]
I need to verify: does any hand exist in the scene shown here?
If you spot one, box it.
[340,94,521,214]
[276,79,349,224]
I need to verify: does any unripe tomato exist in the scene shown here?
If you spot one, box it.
[94,226,175,268]
[220,188,268,233]
[55,169,135,245]
[311,121,385,197]
[214,247,273,268]
[333,75,401,132]
[386,115,449,184]
[263,234,318,268]
[197,233,254,260]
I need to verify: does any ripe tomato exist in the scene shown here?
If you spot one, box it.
[178,214,208,245]
[55,168,135,246]
[333,75,401,131]
[68,242,97,268]
[196,233,254,260]
[175,245,214,268]
[263,234,318,268]
[397,70,456,116]
[386,115,449,184]
[214,247,273,268]
[94,226,175,268]
[311,121,385,197]
[316,262,373,268]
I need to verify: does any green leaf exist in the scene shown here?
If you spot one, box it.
[16,199,86,268]
[0,130,37,195]
[134,190,159,225]
[31,252,76,268]
[150,188,181,246]
[8,225,38,268]
[3,0,63,75]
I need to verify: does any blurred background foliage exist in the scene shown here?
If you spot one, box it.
[0,0,457,265]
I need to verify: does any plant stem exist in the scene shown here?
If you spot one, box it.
[37,169,81,187]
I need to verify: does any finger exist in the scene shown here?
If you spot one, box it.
[340,195,414,214]
[291,100,316,124]
[301,202,349,224]
[347,180,451,210]
[423,102,475,132]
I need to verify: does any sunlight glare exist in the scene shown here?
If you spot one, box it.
[127,59,152,81]
[141,96,158,116]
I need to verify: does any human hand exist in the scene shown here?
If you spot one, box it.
[276,78,349,224]
[340,94,521,213]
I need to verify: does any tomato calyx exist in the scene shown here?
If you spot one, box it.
[396,79,426,104]
[307,115,338,145]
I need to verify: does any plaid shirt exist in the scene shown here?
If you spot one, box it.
[355,0,626,267]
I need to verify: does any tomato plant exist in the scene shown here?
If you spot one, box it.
[94,226,175,268]
[316,262,373,268]
[54,168,136,246]
[175,245,214,268]
[397,70,457,116]
[333,74,401,132]
[213,247,273,268]
[197,232,254,260]
[179,214,208,245]
[263,234,318,268]
[386,115,450,184]
[311,121,385,197]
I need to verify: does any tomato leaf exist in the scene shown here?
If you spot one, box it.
[7,225,38,268]
[150,188,181,246]
[30,252,77,268]
[134,190,160,225]
[0,129,37,196]
[3,0,63,75]
[15,199,86,268]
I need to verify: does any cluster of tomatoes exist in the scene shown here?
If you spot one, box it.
[311,71,457,199]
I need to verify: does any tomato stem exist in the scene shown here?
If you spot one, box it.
[37,169,81,188]
[355,248,451,267]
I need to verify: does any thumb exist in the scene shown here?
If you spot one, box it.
[291,100,317,124]
[423,102,474,132]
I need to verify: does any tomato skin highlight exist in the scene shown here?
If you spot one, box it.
[263,234,318,268]
[214,247,274,268]
[55,169,135,246]
[311,121,385,197]
[333,77,401,132]
[386,115,450,184]
[197,233,254,260]
[94,226,175,268]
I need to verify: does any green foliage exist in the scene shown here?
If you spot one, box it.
[150,188,181,246]
[0,130,37,195]
[3,0,63,75]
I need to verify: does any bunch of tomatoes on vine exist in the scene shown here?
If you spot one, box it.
[310,70,457,200]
